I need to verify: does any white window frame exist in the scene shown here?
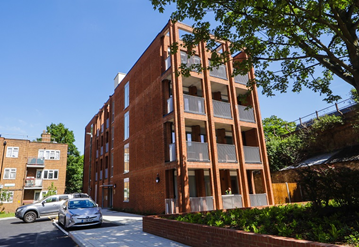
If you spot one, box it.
[124,111,129,140]
[124,143,129,174]
[43,169,59,180]
[124,178,129,202]
[38,149,60,160]
[3,168,16,179]
[6,147,19,158]
[124,81,129,109]
[0,191,14,203]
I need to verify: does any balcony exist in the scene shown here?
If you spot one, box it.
[167,96,173,114]
[217,144,237,163]
[234,73,249,85]
[184,94,205,115]
[213,100,232,119]
[100,146,103,156]
[165,198,178,214]
[209,63,227,80]
[24,177,42,189]
[250,193,268,207]
[190,196,214,212]
[106,143,109,153]
[26,157,45,168]
[180,51,201,68]
[105,168,108,179]
[100,170,103,180]
[169,143,176,162]
[187,142,210,162]
[106,118,109,129]
[101,124,104,133]
[243,146,261,163]
[96,150,99,158]
[238,105,255,123]
[222,194,243,209]
[95,172,98,181]
[165,56,171,71]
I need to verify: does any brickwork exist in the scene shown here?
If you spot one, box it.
[143,215,343,247]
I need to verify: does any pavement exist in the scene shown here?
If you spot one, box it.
[66,209,188,247]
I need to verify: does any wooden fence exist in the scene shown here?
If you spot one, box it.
[272,183,303,205]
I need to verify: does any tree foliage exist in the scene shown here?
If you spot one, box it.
[152,0,359,102]
[262,115,296,140]
[43,182,57,198]
[42,123,83,193]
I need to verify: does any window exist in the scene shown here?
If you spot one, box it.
[124,144,129,173]
[124,111,129,140]
[6,147,19,158]
[43,170,58,180]
[45,196,58,203]
[111,100,115,122]
[0,191,14,203]
[111,152,114,177]
[124,81,129,108]
[38,149,60,160]
[124,178,129,202]
[3,168,16,179]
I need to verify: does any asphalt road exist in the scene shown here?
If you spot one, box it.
[0,217,77,247]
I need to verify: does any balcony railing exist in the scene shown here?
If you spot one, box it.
[184,94,205,115]
[165,198,178,214]
[95,172,98,181]
[217,144,237,163]
[209,63,227,80]
[165,56,171,71]
[24,177,42,188]
[106,118,109,129]
[96,150,99,158]
[167,96,173,114]
[190,196,214,212]
[243,146,261,163]
[187,142,210,162]
[238,105,255,123]
[234,73,249,85]
[213,100,232,119]
[100,171,103,180]
[105,168,108,179]
[96,129,99,137]
[180,51,201,69]
[222,194,243,209]
[100,146,103,156]
[169,143,176,162]
[106,143,109,153]
[250,193,268,207]
[27,157,44,166]
[101,124,104,133]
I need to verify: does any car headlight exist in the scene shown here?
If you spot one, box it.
[16,208,23,213]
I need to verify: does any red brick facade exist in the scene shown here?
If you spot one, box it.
[83,21,273,214]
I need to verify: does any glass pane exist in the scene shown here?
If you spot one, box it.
[54,171,58,179]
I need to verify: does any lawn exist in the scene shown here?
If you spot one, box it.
[0,212,15,218]
[168,203,359,246]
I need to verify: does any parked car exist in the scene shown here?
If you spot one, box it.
[58,198,102,229]
[15,193,90,223]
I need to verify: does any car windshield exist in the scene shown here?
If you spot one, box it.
[68,199,96,209]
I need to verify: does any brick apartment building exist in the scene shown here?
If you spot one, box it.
[0,132,68,212]
[83,21,274,214]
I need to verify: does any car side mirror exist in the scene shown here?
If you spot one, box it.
[42,201,45,206]
[62,205,67,210]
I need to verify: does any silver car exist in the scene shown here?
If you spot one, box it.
[58,198,102,229]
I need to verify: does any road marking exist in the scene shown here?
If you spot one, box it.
[52,220,68,236]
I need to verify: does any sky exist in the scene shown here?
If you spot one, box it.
[0,1,354,154]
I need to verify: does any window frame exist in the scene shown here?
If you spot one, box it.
[43,169,59,180]
[6,147,19,158]
[124,81,129,109]
[124,178,129,202]
[124,143,129,174]
[124,111,129,140]
[38,149,60,160]
[0,191,14,203]
[3,168,16,179]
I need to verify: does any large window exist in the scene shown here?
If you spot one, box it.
[38,150,60,160]
[0,191,14,203]
[43,170,59,180]
[124,143,129,173]
[124,81,129,109]
[124,111,129,140]
[6,147,19,158]
[3,168,16,179]
[124,178,129,202]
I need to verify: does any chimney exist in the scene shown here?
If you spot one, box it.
[41,130,51,142]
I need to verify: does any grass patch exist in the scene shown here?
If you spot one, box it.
[168,203,359,246]
[0,212,15,218]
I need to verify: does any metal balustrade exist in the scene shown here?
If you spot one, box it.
[217,144,237,163]
[234,73,249,85]
[180,51,201,68]
[209,63,227,80]
[190,196,214,212]
[106,143,109,153]
[165,198,178,214]
[184,94,205,115]
[238,105,255,123]
[105,168,108,179]
[100,146,103,156]
[169,143,176,162]
[100,171,103,180]
[27,157,44,166]
[222,195,243,209]
[243,146,261,163]
[165,56,171,71]
[213,100,232,118]
[187,142,210,162]
[101,124,104,133]
[106,118,109,129]
[167,97,173,114]
[249,193,268,207]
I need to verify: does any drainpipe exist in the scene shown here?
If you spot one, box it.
[0,141,7,183]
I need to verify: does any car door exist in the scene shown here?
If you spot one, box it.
[38,196,59,215]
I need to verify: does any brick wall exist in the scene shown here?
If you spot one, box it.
[143,215,343,247]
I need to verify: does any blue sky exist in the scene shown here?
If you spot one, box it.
[0,1,354,154]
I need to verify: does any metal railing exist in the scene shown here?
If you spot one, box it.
[24,177,39,188]
[96,150,98,158]
[209,63,227,80]
[190,196,214,212]
[100,171,103,180]
[249,193,268,207]
[27,157,44,166]
[180,51,201,69]
[167,97,173,114]
[222,194,243,209]
[243,146,261,163]
[100,146,103,156]
[95,173,98,181]
[101,124,104,133]
[169,143,176,162]
[165,198,178,214]
[187,142,210,162]
[213,100,232,118]
[184,94,205,115]
[217,144,237,163]
[106,143,109,153]
[234,73,249,85]
[238,105,255,123]
[105,168,108,179]
[106,119,109,129]
[165,56,171,71]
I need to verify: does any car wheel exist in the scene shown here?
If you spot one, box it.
[23,211,37,223]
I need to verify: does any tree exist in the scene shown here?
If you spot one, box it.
[42,123,83,193]
[43,182,57,198]
[262,115,296,140]
[152,0,358,102]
